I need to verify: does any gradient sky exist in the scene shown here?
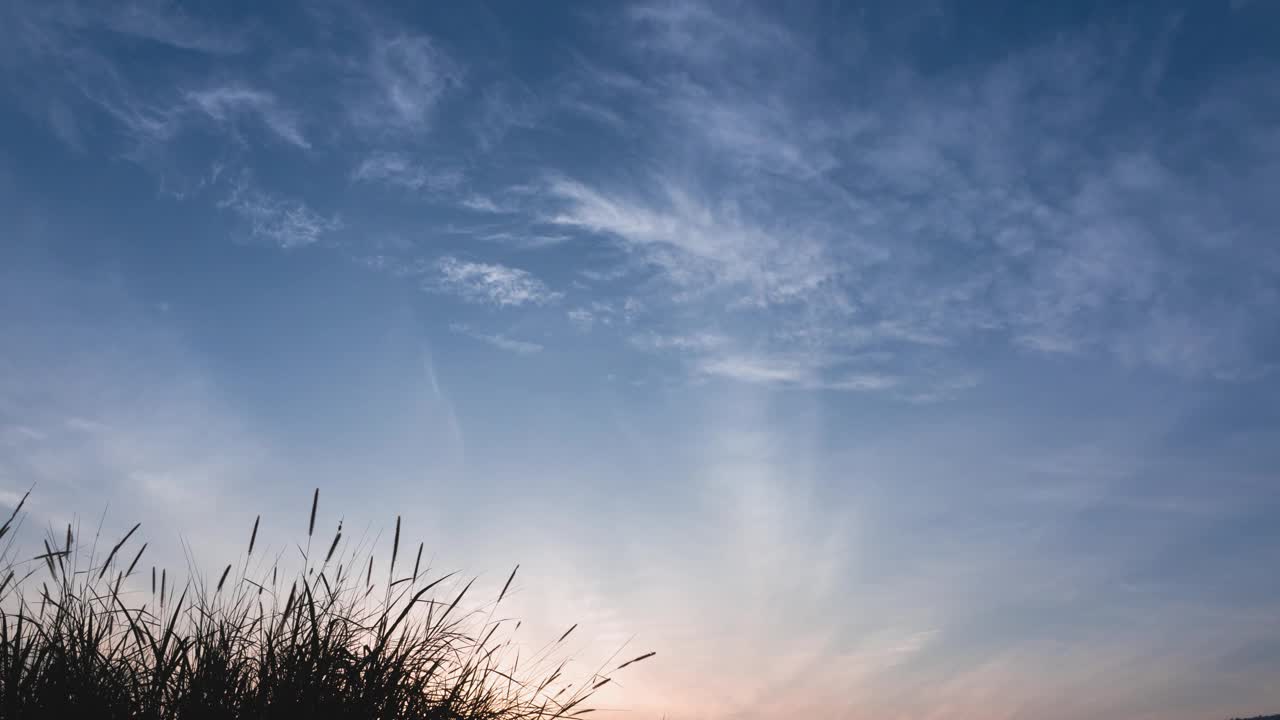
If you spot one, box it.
[3,1,1280,718]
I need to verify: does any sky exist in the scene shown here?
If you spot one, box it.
[2,0,1280,718]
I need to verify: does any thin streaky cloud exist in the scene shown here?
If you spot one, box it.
[545,176,839,309]
[99,2,250,54]
[472,82,542,151]
[352,32,462,134]
[218,178,340,249]
[186,86,310,149]
[431,257,560,307]
[448,323,543,355]
[352,151,464,191]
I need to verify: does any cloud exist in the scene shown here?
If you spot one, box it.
[546,177,841,308]
[219,178,340,249]
[459,195,506,213]
[697,352,899,392]
[352,151,463,191]
[568,299,642,332]
[186,86,310,148]
[1015,333,1080,355]
[353,33,461,134]
[8,0,1277,392]
[627,328,907,392]
[698,354,811,384]
[626,1,797,66]
[448,323,543,355]
[539,3,1280,387]
[88,85,185,146]
[0,1,253,154]
[7,0,248,58]
[826,373,902,392]
[430,257,559,307]
[660,76,841,179]
[97,1,250,54]
[567,308,595,331]
[473,82,542,150]
[630,331,729,352]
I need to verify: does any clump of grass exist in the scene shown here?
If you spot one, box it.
[0,489,652,719]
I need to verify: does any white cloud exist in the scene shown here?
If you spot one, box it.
[352,151,463,191]
[448,323,543,355]
[546,5,1280,386]
[1016,333,1081,355]
[547,176,841,308]
[696,352,899,392]
[354,33,461,133]
[10,0,1275,393]
[186,86,309,148]
[91,89,184,146]
[626,1,797,66]
[567,308,595,331]
[9,1,248,57]
[460,195,505,213]
[826,373,901,391]
[431,257,559,307]
[473,82,542,150]
[631,331,729,352]
[219,179,340,249]
[699,354,811,384]
[99,2,249,54]
[457,194,538,218]
[476,231,570,249]
[661,77,840,179]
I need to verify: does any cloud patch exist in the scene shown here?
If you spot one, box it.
[448,323,543,355]
[186,86,309,149]
[546,177,840,308]
[219,179,340,249]
[431,257,559,307]
[353,33,462,134]
[352,152,464,191]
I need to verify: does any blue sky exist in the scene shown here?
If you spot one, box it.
[2,1,1280,717]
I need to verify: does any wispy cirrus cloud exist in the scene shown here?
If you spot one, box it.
[546,176,841,308]
[219,178,340,249]
[526,1,1280,391]
[96,1,251,54]
[430,257,559,307]
[472,82,542,151]
[660,77,842,180]
[0,0,257,151]
[7,0,1277,393]
[352,33,462,135]
[566,308,595,331]
[186,86,310,149]
[458,195,507,213]
[697,352,900,392]
[697,353,813,385]
[626,1,797,66]
[448,323,543,355]
[628,331,904,392]
[352,151,463,191]
[3,0,249,59]
[629,331,728,352]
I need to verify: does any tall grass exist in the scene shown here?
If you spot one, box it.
[0,489,652,719]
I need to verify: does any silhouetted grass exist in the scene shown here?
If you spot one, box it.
[0,489,652,719]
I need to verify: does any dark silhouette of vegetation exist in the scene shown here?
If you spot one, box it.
[0,489,652,719]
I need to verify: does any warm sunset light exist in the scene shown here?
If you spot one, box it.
[1,2,1278,719]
